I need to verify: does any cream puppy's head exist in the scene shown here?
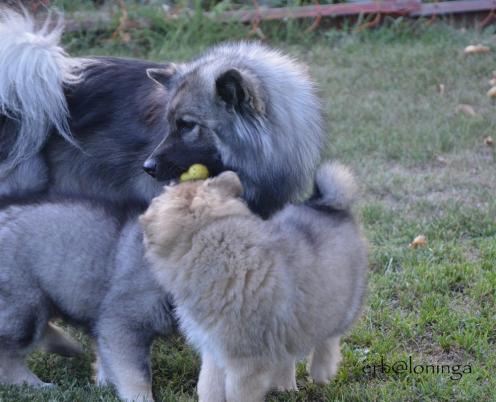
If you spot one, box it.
[140,171,249,260]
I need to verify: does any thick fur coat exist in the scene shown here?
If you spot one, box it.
[0,9,174,201]
[0,10,326,218]
[148,42,326,217]
[0,199,175,402]
[141,163,368,402]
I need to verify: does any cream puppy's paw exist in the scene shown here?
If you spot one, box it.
[308,358,340,384]
[198,353,226,402]
[273,362,298,391]
[307,336,342,384]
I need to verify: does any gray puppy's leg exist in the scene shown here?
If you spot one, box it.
[0,352,50,387]
[97,322,153,402]
[0,294,50,386]
[0,331,50,386]
[307,335,342,384]
[92,350,111,386]
[271,359,297,391]
[197,352,226,402]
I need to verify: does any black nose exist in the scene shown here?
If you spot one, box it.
[143,158,157,178]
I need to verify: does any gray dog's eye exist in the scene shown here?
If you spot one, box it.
[176,119,197,133]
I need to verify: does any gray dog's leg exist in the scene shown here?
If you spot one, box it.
[97,321,153,402]
[307,335,342,384]
[198,352,226,402]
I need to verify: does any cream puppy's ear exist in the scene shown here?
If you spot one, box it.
[209,171,243,197]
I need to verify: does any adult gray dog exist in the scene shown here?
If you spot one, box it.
[0,9,326,217]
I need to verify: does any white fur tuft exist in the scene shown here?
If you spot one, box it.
[0,9,83,176]
[314,162,357,210]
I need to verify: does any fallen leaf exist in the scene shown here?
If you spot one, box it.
[456,104,477,116]
[484,135,494,146]
[464,44,491,54]
[409,235,427,249]
[435,155,448,165]
[488,86,496,98]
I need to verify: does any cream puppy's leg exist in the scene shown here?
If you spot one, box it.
[272,359,297,391]
[198,353,226,402]
[225,361,272,402]
[307,336,342,384]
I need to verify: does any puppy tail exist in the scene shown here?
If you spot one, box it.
[0,8,83,176]
[40,322,83,358]
[308,162,357,211]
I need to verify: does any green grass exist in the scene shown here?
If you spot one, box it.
[2,10,496,402]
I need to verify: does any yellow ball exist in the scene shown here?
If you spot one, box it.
[180,164,209,182]
[180,172,191,182]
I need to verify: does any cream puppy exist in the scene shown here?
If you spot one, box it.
[141,163,368,402]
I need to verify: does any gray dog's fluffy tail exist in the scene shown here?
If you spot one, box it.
[0,9,82,176]
[310,162,357,211]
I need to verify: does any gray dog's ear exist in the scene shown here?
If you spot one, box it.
[210,171,243,197]
[215,68,265,114]
[146,64,177,87]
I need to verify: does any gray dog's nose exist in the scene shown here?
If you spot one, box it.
[143,159,157,178]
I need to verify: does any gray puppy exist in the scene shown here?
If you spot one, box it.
[0,199,175,401]
[141,163,368,402]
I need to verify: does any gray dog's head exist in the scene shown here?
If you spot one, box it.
[145,42,326,218]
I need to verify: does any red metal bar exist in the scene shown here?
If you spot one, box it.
[211,0,496,22]
[412,0,496,16]
[212,0,422,22]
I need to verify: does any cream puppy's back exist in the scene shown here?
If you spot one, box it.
[165,203,366,362]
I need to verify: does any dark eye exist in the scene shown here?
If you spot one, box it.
[176,119,197,133]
